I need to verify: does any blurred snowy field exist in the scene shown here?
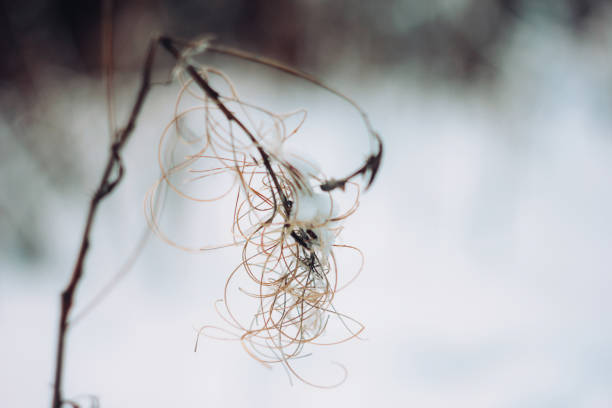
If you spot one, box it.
[1,21,612,407]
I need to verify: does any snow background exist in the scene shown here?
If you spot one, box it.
[2,16,612,408]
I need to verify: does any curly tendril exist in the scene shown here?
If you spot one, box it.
[146,40,380,387]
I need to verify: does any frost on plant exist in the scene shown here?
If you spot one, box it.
[146,39,382,387]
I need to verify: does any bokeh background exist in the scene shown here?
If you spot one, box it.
[2,0,612,406]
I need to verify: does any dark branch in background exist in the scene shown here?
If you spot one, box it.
[51,39,157,408]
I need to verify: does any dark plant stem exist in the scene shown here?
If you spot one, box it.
[51,40,157,408]
[158,36,292,217]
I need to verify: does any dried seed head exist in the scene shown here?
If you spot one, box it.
[148,40,380,387]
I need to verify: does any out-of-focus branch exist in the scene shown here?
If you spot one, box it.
[51,39,157,408]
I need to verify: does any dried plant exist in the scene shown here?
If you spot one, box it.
[146,37,383,387]
[52,34,382,407]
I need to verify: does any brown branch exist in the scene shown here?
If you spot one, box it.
[51,39,157,408]
[206,44,384,191]
[320,135,383,192]
[158,36,292,217]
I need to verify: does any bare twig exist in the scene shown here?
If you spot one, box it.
[51,39,157,408]
[206,44,383,191]
[158,36,292,218]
